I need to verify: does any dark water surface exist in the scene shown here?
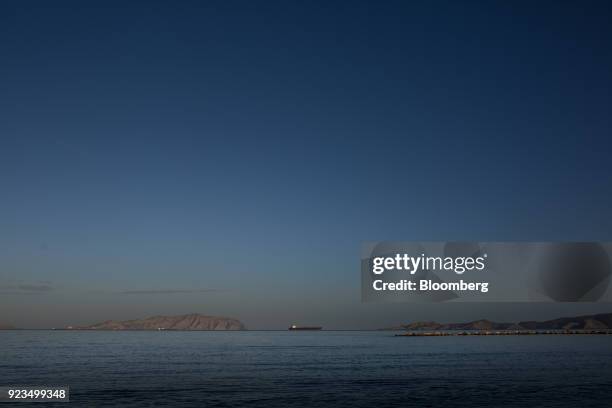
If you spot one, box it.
[1,331,612,407]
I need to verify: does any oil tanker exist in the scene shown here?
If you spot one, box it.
[288,325,322,331]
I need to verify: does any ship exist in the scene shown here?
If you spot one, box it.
[288,325,322,331]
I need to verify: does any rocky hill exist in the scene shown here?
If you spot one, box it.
[517,313,612,330]
[391,312,612,331]
[70,313,245,331]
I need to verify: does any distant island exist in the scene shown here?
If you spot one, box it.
[65,313,245,331]
[0,323,18,330]
[384,313,612,332]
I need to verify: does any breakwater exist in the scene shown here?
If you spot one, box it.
[396,329,612,337]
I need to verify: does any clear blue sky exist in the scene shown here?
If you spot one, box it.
[2,1,612,328]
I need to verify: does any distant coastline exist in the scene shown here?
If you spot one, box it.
[5,312,612,332]
[63,313,245,331]
[397,329,612,337]
[389,312,612,337]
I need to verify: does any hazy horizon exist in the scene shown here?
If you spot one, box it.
[4,302,612,330]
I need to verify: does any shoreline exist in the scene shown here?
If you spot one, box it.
[396,329,612,337]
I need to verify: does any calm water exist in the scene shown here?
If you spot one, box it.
[1,331,612,407]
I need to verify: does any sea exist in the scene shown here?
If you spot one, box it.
[1,330,612,407]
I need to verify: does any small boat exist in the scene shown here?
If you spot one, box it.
[288,325,322,331]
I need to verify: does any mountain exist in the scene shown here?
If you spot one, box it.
[517,313,612,330]
[69,313,245,331]
[390,312,612,331]
[0,323,17,330]
[397,319,518,331]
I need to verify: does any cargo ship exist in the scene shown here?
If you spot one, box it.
[288,325,322,331]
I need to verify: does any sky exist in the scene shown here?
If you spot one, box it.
[2,1,612,329]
